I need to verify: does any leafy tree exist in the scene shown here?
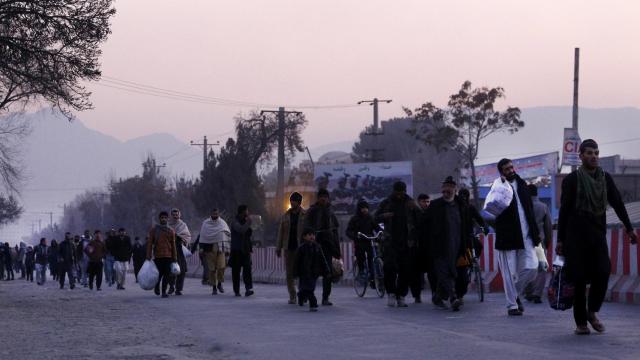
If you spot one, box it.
[0,0,116,117]
[0,194,21,227]
[234,111,307,169]
[407,81,524,207]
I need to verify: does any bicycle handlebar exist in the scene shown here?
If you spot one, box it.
[357,231,383,240]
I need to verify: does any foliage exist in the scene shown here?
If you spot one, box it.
[0,0,116,117]
[0,193,21,227]
[407,81,523,206]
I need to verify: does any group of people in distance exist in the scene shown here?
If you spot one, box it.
[5,138,635,335]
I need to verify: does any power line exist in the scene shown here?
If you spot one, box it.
[476,136,640,161]
[98,75,363,110]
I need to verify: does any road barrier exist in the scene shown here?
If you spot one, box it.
[184,227,640,304]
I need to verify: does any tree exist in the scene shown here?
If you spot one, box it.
[0,194,21,226]
[0,113,29,192]
[407,81,524,207]
[234,111,307,170]
[192,139,266,220]
[0,0,116,117]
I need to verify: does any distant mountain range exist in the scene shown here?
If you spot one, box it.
[1,106,639,244]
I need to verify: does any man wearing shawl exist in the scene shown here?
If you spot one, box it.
[168,208,192,296]
[558,139,637,335]
[199,208,231,295]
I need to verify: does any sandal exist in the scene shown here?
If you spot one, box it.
[575,325,591,335]
[588,314,606,333]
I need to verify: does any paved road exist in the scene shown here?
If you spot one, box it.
[2,274,640,360]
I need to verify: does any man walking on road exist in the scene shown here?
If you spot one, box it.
[425,177,473,311]
[132,237,146,282]
[35,238,48,285]
[79,230,92,287]
[305,188,341,306]
[375,181,418,308]
[169,208,191,296]
[230,205,254,297]
[104,229,117,287]
[494,159,541,316]
[557,139,637,335]
[147,211,178,298]
[416,194,438,304]
[199,208,231,295]
[112,228,132,290]
[168,208,191,296]
[276,192,306,304]
[524,184,553,304]
[86,230,107,291]
[58,232,77,289]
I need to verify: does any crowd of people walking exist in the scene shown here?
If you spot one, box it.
[3,139,637,336]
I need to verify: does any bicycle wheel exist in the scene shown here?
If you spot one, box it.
[352,258,367,297]
[373,257,385,298]
[474,264,484,302]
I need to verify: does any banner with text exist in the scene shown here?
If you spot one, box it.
[462,152,559,188]
[562,127,582,166]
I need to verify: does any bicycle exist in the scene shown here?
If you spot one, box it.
[468,234,485,302]
[352,231,385,298]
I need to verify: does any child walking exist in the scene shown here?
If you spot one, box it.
[295,229,328,312]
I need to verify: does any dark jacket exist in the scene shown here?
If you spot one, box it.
[494,175,540,250]
[230,216,253,255]
[58,239,76,264]
[558,170,632,282]
[294,241,328,279]
[425,196,473,260]
[35,244,48,265]
[132,242,147,266]
[304,202,341,259]
[47,244,58,265]
[111,235,132,262]
[25,248,35,267]
[346,213,380,242]
[374,194,418,249]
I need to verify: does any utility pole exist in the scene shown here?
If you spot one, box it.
[572,48,580,172]
[261,108,302,212]
[190,136,220,171]
[358,98,392,162]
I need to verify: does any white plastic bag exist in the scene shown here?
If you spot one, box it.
[182,245,192,258]
[138,260,159,290]
[170,262,181,275]
[535,244,549,271]
[483,178,514,217]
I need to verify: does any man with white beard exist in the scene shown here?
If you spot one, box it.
[494,158,541,316]
[168,208,192,296]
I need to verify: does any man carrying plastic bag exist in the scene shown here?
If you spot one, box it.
[488,159,541,316]
[146,211,177,298]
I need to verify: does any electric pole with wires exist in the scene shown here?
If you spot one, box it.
[260,107,302,212]
[190,136,220,172]
[358,98,392,162]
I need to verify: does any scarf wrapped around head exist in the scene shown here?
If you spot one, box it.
[576,166,608,216]
[168,218,192,245]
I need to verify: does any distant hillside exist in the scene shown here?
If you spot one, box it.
[0,109,202,244]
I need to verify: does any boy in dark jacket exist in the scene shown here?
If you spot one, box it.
[295,229,328,312]
[346,201,380,288]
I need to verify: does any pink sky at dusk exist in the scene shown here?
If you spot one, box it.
[78,0,640,149]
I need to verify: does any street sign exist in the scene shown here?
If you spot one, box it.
[562,128,581,166]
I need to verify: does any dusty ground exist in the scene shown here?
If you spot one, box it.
[2,273,640,359]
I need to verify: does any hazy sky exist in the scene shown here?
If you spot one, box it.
[78,0,640,149]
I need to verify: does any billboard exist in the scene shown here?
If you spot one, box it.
[462,152,559,188]
[314,161,413,214]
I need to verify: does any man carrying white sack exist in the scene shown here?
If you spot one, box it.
[168,208,192,296]
[486,158,541,316]
[199,208,231,295]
